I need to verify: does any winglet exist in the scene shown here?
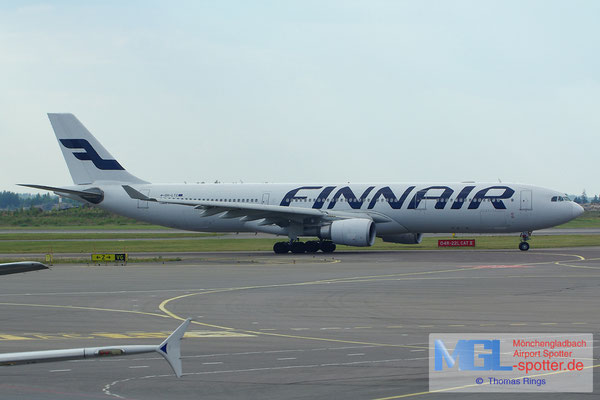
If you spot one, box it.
[122,185,154,201]
[155,318,191,378]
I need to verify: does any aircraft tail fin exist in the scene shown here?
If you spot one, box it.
[155,318,191,378]
[47,113,148,185]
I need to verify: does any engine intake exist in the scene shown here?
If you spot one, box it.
[320,219,376,247]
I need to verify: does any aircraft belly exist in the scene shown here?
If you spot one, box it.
[479,210,509,230]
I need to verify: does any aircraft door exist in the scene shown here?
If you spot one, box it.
[520,190,532,210]
[138,190,150,209]
[261,193,270,205]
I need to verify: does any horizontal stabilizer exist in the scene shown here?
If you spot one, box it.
[19,184,104,204]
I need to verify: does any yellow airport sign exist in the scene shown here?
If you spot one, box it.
[91,253,128,262]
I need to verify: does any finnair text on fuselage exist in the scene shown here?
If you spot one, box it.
[278,185,514,210]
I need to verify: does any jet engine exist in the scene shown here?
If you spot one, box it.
[319,219,376,247]
[380,233,423,244]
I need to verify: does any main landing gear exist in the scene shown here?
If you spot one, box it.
[519,231,532,251]
[273,240,336,254]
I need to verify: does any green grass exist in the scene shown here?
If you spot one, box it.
[0,235,597,254]
[0,207,160,228]
[555,211,600,229]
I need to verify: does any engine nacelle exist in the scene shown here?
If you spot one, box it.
[319,219,376,247]
[380,233,423,244]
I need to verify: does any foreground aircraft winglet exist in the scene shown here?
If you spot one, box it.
[0,318,192,377]
[156,317,191,377]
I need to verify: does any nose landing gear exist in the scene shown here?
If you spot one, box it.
[519,231,532,251]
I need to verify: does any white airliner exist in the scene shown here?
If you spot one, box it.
[22,114,583,254]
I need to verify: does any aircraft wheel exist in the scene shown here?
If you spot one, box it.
[273,242,290,254]
[290,241,306,254]
[305,241,320,253]
[320,241,336,253]
[518,242,530,251]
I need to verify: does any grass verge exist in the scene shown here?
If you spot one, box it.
[0,235,597,254]
[555,211,600,228]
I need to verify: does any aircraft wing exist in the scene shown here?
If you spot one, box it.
[122,185,391,224]
[0,318,191,377]
[0,262,49,276]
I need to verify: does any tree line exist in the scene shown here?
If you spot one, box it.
[573,190,600,205]
[0,191,77,210]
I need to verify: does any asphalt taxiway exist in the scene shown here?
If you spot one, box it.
[0,248,598,399]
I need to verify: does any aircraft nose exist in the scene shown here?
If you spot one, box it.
[572,202,584,218]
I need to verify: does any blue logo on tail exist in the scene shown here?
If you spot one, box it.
[60,139,124,170]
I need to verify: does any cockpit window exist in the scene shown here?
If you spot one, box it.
[551,196,568,202]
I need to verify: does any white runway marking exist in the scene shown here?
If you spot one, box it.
[99,357,407,383]
[264,349,304,354]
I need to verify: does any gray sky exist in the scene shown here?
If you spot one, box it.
[1,1,598,196]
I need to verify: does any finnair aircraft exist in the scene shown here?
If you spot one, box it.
[23,114,583,254]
